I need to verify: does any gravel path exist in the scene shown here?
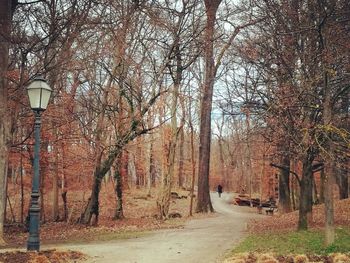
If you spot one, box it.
[48,193,262,263]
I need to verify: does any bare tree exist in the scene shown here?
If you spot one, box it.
[196,0,222,213]
[0,0,17,243]
[197,0,260,212]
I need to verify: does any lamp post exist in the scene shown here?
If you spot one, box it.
[26,76,52,251]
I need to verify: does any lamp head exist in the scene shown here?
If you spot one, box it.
[27,76,52,111]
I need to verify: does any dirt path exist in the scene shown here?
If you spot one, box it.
[47,193,262,263]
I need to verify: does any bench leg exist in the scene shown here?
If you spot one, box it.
[265,209,274,215]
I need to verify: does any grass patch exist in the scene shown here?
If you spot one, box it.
[231,227,350,256]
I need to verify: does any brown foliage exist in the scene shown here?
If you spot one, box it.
[248,198,350,234]
[0,249,85,263]
[4,187,189,246]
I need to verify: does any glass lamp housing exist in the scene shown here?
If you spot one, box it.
[27,77,52,111]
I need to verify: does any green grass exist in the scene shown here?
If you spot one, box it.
[231,227,350,256]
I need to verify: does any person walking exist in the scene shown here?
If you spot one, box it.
[217,184,223,197]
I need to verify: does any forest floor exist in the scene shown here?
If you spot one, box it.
[3,186,193,247]
[0,186,198,262]
[4,186,350,262]
[1,186,261,262]
[247,197,350,234]
[42,192,260,263]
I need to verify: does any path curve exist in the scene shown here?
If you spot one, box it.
[48,193,262,263]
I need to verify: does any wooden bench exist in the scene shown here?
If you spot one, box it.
[265,206,277,215]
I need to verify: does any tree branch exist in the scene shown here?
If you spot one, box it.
[270,162,301,185]
[214,18,265,74]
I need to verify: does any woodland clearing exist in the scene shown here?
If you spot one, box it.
[0,192,260,263]
[1,1,349,262]
[2,191,350,263]
[4,186,191,247]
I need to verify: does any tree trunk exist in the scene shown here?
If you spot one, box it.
[290,159,297,211]
[0,0,15,244]
[157,90,179,219]
[177,125,185,188]
[79,170,103,225]
[146,135,154,197]
[324,156,335,245]
[20,151,24,223]
[196,0,222,213]
[114,152,127,220]
[157,128,177,219]
[113,168,124,219]
[244,110,253,205]
[312,173,319,204]
[7,195,15,222]
[59,141,67,221]
[80,174,102,225]
[279,166,291,213]
[218,138,226,186]
[128,154,137,186]
[113,168,124,220]
[53,147,59,221]
[135,138,145,187]
[291,175,297,211]
[146,104,156,196]
[319,168,325,203]
[278,144,292,213]
[217,117,228,188]
[80,147,121,225]
[298,153,314,230]
[177,97,186,188]
[189,121,196,216]
[157,39,182,219]
[323,65,335,245]
[188,86,196,216]
[336,169,348,199]
[61,190,68,222]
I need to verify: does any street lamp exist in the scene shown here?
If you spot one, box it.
[26,76,52,251]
